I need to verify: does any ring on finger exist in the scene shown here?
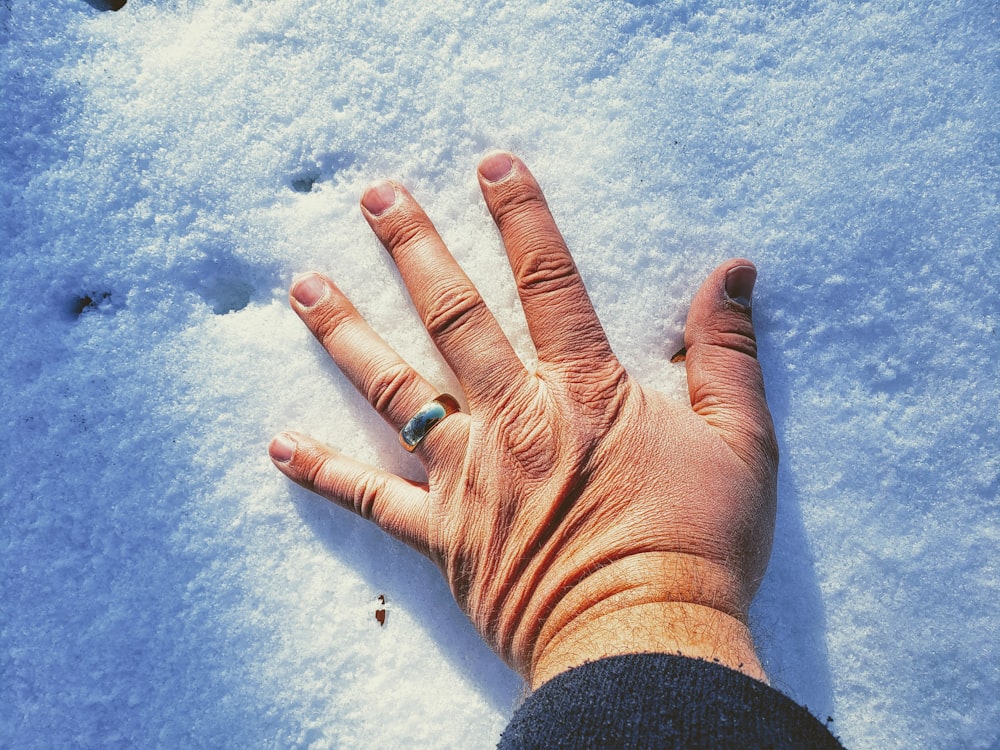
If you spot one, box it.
[398,394,461,452]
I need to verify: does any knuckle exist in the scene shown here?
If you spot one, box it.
[582,364,630,413]
[546,359,630,418]
[491,180,548,227]
[378,212,431,259]
[490,390,556,479]
[723,329,759,359]
[300,450,386,522]
[689,376,779,472]
[422,284,484,338]
[350,472,385,520]
[310,298,356,346]
[688,379,732,416]
[299,447,333,489]
[689,317,759,359]
[516,245,578,297]
[489,179,582,300]
[362,361,418,414]
[691,333,759,363]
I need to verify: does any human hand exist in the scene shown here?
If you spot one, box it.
[269,153,778,688]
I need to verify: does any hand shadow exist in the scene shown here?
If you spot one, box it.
[290,378,522,721]
[750,308,837,730]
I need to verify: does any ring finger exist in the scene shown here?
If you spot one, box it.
[288,272,465,446]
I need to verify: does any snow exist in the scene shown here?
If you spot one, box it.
[2,1,997,748]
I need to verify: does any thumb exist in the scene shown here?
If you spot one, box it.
[683,260,778,473]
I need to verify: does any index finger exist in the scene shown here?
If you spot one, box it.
[477,153,617,372]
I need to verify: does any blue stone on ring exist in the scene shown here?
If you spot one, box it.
[398,394,460,452]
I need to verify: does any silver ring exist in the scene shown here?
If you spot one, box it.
[398,394,460,452]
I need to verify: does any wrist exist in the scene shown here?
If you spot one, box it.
[525,552,766,690]
[530,599,766,689]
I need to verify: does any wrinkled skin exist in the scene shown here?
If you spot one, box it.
[270,153,778,687]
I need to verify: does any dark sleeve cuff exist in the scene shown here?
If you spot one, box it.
[498,653,845,749]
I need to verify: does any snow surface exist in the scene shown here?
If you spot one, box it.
[2,1,997,748]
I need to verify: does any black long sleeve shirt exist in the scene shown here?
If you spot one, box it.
[498,653,845,749]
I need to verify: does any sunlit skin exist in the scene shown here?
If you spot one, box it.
[270,152,778,690]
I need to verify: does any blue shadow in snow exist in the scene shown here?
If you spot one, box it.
[751,302,837,727]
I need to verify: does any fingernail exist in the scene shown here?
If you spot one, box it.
[479,152,514,183]
[269,433,297,463]
[725,265,756,309]
[291,274,327,307]
[361,180,397,216]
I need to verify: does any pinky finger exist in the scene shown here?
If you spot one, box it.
[269,432,431,556]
